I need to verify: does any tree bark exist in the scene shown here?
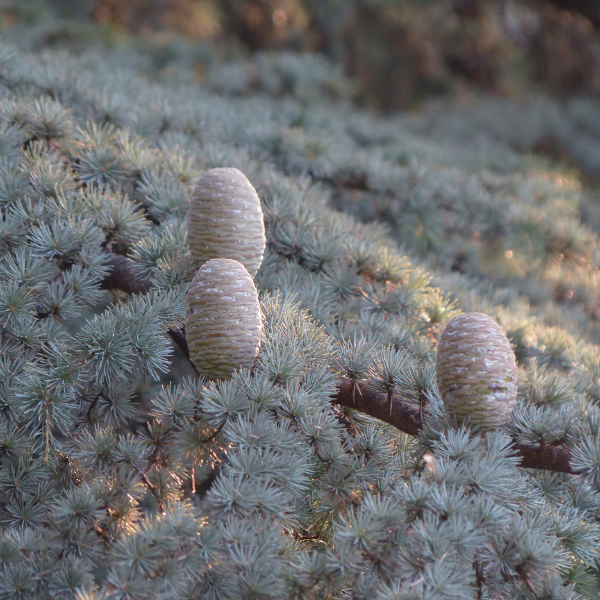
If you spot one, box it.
[101,253,151,295]
[333,379,573,474]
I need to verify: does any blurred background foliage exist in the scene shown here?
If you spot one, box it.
[4,0,600,111]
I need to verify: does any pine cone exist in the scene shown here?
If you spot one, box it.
[186,258,262,380]
[436,312,517,430]
[189,167,266,277]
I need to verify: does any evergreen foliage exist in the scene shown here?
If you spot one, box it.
[1,25,600,600]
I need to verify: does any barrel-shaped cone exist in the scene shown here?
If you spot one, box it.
[186,258,262,380]
[436,312,517,430]
[189,167,265,277]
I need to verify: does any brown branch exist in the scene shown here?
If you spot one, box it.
[335,379,423,437]
[100,252,576,475]
[514,565,540,600]
[332,380,573,474]
[168,328,191,361]
[512,440,572,473]
[101,253,151,295]
[474,560,485,600]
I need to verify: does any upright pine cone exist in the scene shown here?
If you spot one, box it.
[436,312,517,430]
[186,258,262,381]
[189,167,266,277]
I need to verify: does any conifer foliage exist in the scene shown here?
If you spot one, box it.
[1,34,600,600]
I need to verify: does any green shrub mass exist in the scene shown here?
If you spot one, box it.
[4,22,600,600]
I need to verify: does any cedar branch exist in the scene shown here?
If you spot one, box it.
[333,379,573,474]
[101,252,575,475]
[101,253,152,295]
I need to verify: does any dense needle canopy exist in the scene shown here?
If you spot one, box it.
[0,13,600,600]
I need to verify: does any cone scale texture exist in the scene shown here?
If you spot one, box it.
[189,167,266,277]
[186,258,262,381]
[436,312,517,430]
